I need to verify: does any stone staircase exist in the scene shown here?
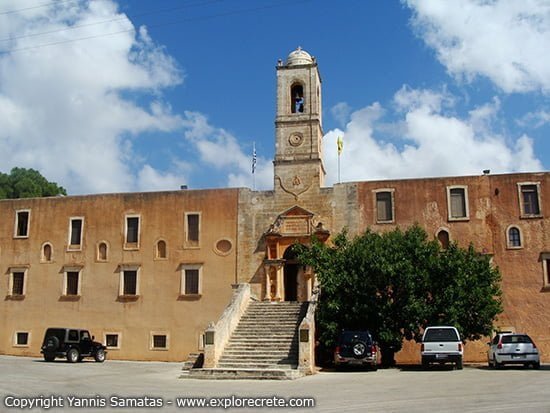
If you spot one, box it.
[187,301,307,379]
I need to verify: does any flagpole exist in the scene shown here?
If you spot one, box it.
[338,152,341,184]
[337,136,343,184]
[252,141,256,191]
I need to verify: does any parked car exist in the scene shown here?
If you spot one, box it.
[41,328,107,363]
[487,332,540,369]
[333,330,380,370]
[421,326,463,369]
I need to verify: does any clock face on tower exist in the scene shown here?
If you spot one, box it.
[288,133,303,147]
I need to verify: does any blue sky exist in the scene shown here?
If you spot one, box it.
[0,0,548,194]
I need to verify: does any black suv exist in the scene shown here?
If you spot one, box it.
[333,330,380,370]
[41,328,107,363]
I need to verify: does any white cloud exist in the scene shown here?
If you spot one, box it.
[517,110,550,129]
[322,87,543,186]
[405,0,550,94]
[182,112,273,189]
[137,165,188,192]
[0,0,184,194]
[330,102,352,127]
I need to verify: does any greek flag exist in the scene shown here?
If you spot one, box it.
[252,143,257,174]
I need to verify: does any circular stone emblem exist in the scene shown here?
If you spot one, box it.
[288,133,303,147]
[214,239,233,256]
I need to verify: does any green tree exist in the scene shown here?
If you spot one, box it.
[297,225,502,366]
[0,167,67,199]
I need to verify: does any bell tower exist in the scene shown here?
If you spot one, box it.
[274,47,325,198]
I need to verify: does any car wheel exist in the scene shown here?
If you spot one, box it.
[351,341,367,359]
[421,357,429,370]
[494,356,502,369]
[533,362,541,370]
[67,348,79,363]
[370,363,378,372]
[456,357,463,370]
[43,354,55,362]
[94,348,106,363]
[45,336,59,351]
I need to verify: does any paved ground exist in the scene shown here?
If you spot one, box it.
[1,355,549,412]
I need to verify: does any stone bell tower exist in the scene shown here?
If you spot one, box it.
[274,47,325,198]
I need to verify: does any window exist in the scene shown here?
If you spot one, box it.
[437,229,450,249]
[14,210,30,238]
[125,215,140,248]
[150,332,169,350]
[14,331,29,347]
[518,183,541,217]
[97,242,108,261]
[447,186,469,220]
[119,265,140,297]
[180,264,202,296]
[68,329,79,342]
[9,269,26,297]
[123,271,137,295]
[41,243,53,262]
[506,226,522,249]
[375,190,394,223]
[63,268,81,296]
[185,213,200,247]
[68,218,83,249]
[291,83,304,113]
[156,240,167,259]
[104,333,120,349]
[541,253,550,289]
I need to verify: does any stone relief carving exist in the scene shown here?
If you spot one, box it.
[275,174,314,200]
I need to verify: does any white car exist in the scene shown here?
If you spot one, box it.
[421,326,463,369]
[487,333,540,369]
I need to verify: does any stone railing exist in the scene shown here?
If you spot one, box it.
[203,283,251,368]
[298,284,319,374]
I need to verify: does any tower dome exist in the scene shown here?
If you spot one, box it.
[286,47,313,66]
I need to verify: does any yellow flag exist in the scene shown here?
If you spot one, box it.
[337,136,343,155]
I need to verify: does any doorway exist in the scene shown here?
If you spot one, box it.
[283,245,299,302]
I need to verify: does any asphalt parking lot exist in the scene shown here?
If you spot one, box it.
[1,355,549,413]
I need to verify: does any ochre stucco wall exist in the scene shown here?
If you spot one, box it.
[0,189,239,361]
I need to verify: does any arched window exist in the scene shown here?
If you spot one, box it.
[156,240,167,259]
[507,226,521,248]
[42,243,52,262]
[437,230,450,249]
[291,83,304,113]
[98,242,108,261]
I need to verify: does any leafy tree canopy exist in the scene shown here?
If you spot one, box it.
[0,167,67,199]
[296,225,502,365]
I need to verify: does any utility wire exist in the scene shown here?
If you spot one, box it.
[0,0,77,15]
[0,0,222,43]
[0,0,312,54]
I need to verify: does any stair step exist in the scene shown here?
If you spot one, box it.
[184,368,303,380]
[213,300,308,372]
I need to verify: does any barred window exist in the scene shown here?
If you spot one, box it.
[105,334,119,348]
[520,184,540,216]
[15,332,29,346]
[12,272,24,295]
[126,217,139,244]
[66,271,79,295]
[185,269,199,295]
[15,210,30,237]
[123,270,137,295]
[376,191,393,222]
[152,335,167,349]
[508,227,521,248]
[69,218,83,247]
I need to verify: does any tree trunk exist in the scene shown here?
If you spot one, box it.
[381,346,396,367]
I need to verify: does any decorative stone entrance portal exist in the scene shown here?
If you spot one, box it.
[263,206,329,302]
